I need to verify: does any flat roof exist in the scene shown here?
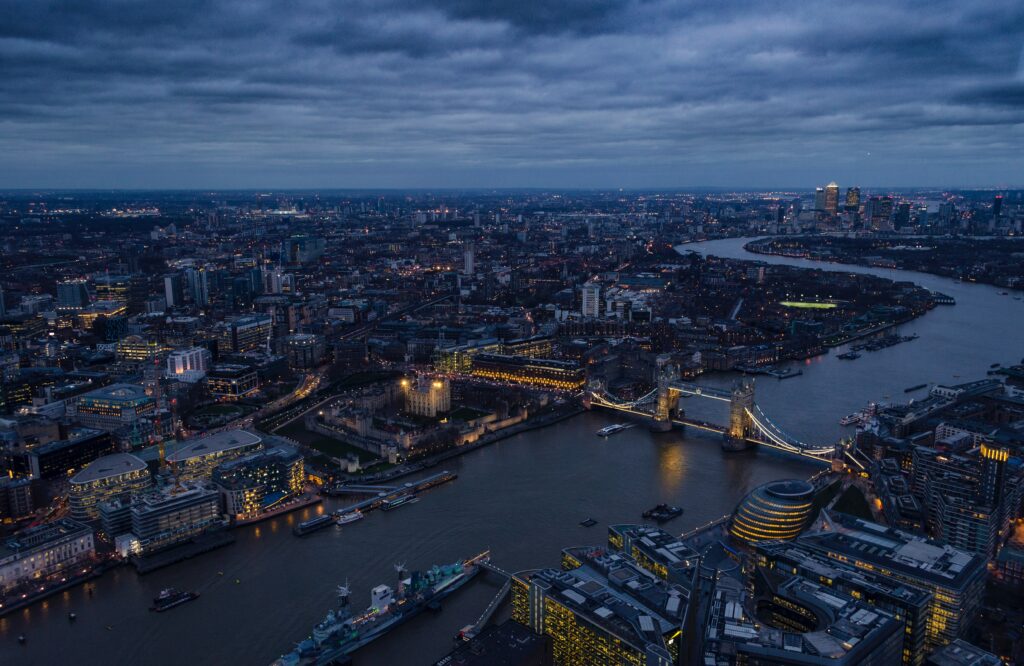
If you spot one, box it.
[79,383,150,402]
[70,452,147,484]
[167,430,262,463]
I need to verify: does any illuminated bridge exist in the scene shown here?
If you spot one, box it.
[586,356,853,465]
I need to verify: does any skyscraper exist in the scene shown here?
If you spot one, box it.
[845,186,861,211]
[814,186,826,211]
[580,283,601,318]
[993,194,1003,218]
[825,181,840,214]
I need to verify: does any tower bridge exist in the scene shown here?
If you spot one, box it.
[586,356,849,465]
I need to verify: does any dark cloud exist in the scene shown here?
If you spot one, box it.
[1,0,1022,188]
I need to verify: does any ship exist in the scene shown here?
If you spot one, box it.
[294,515,336,536]
[271,552,489,666]
[335,509,364,526]
[836,351,861,360]
[642,503,683,523]
[381,495,418,512]
[151,588,199,612]
[597,423,630,437]
[838,413,861,426]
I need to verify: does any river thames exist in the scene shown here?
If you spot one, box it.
[1,237,1018,665]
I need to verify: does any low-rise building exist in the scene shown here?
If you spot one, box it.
[0,518,95,595]
[72,383,155,431]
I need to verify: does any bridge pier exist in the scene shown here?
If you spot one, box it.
[722,380,755,451]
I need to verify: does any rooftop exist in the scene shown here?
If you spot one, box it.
[70,452,148,484]
[78,382,150,403]
[166,430,262,463]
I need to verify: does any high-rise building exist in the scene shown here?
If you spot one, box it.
[57,279,91,312]
[825,181,840,214]
[163,274,184,308]
[185,266,210,307]
[580,283,601,318]
[463,246,475,276]
[869,196,895,230]
[845,186,861,212]
[814,186,826,211]
[895,202,912,228]
[993,194,1003,218]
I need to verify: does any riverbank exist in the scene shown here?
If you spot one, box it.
[744,237,1024,292]
[336,403,585,486]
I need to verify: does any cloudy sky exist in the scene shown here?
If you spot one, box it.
[2,0,1023,189]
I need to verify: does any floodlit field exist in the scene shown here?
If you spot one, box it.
[779,301,838,309]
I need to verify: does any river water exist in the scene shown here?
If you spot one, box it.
[1,237,1018,666]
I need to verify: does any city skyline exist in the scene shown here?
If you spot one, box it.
[3,0,1023,189]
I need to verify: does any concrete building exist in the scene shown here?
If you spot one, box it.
[166,347,212,382]
[72,383,155,432]
[512,546,689,666]
[0,518,95,595]
[165,430,263,482]
[205,364,259,400]
[580,283,601,318]
[216,314,272,354]
[281,333,325,369]
[69,453,151,520]
[212,446,303,520]
[126,483,222,555]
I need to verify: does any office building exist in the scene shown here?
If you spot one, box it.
[728,479,815,545]
[845,187,861,212]
[57,279,91,312]
[463,246,475,276]
[469,354,585,391]
[212,446,303,520]
[869,196,894,230]
[607,524,699,586]
[798,513,986,649]
[166,347,213,382]
[69,453,151,520]
[402,377,451,417]
[0,477,34,520]
[580,283,601,318]
[92,274,131,302]
[27,428,118,479]
[185,266,210,307]
[115,335,168,362]
[0,518,95,595]
[73,383,156,431]
[925,639,1002,666]
[281,333,325,369]
[824,181,840,215]
[280,235,325,265]
[163,273,185,308]
[127,483,222,555]
[703,570,903,665]
[755,540,933,665]
[216,314,272,354]
[206,364,259,400]
[814,187,826,211]
[512,546,689,666]
[165,430,263,482]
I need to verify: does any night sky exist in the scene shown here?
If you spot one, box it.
[3,1,1023,189]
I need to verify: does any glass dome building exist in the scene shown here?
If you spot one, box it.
[729,479,815,545]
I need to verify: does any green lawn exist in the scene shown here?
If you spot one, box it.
[278,422,378,463]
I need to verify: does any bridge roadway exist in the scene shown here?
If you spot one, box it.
[588,380,837,463]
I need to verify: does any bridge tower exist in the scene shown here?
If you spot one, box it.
[723,380,754,450]
[651,354,678,432]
